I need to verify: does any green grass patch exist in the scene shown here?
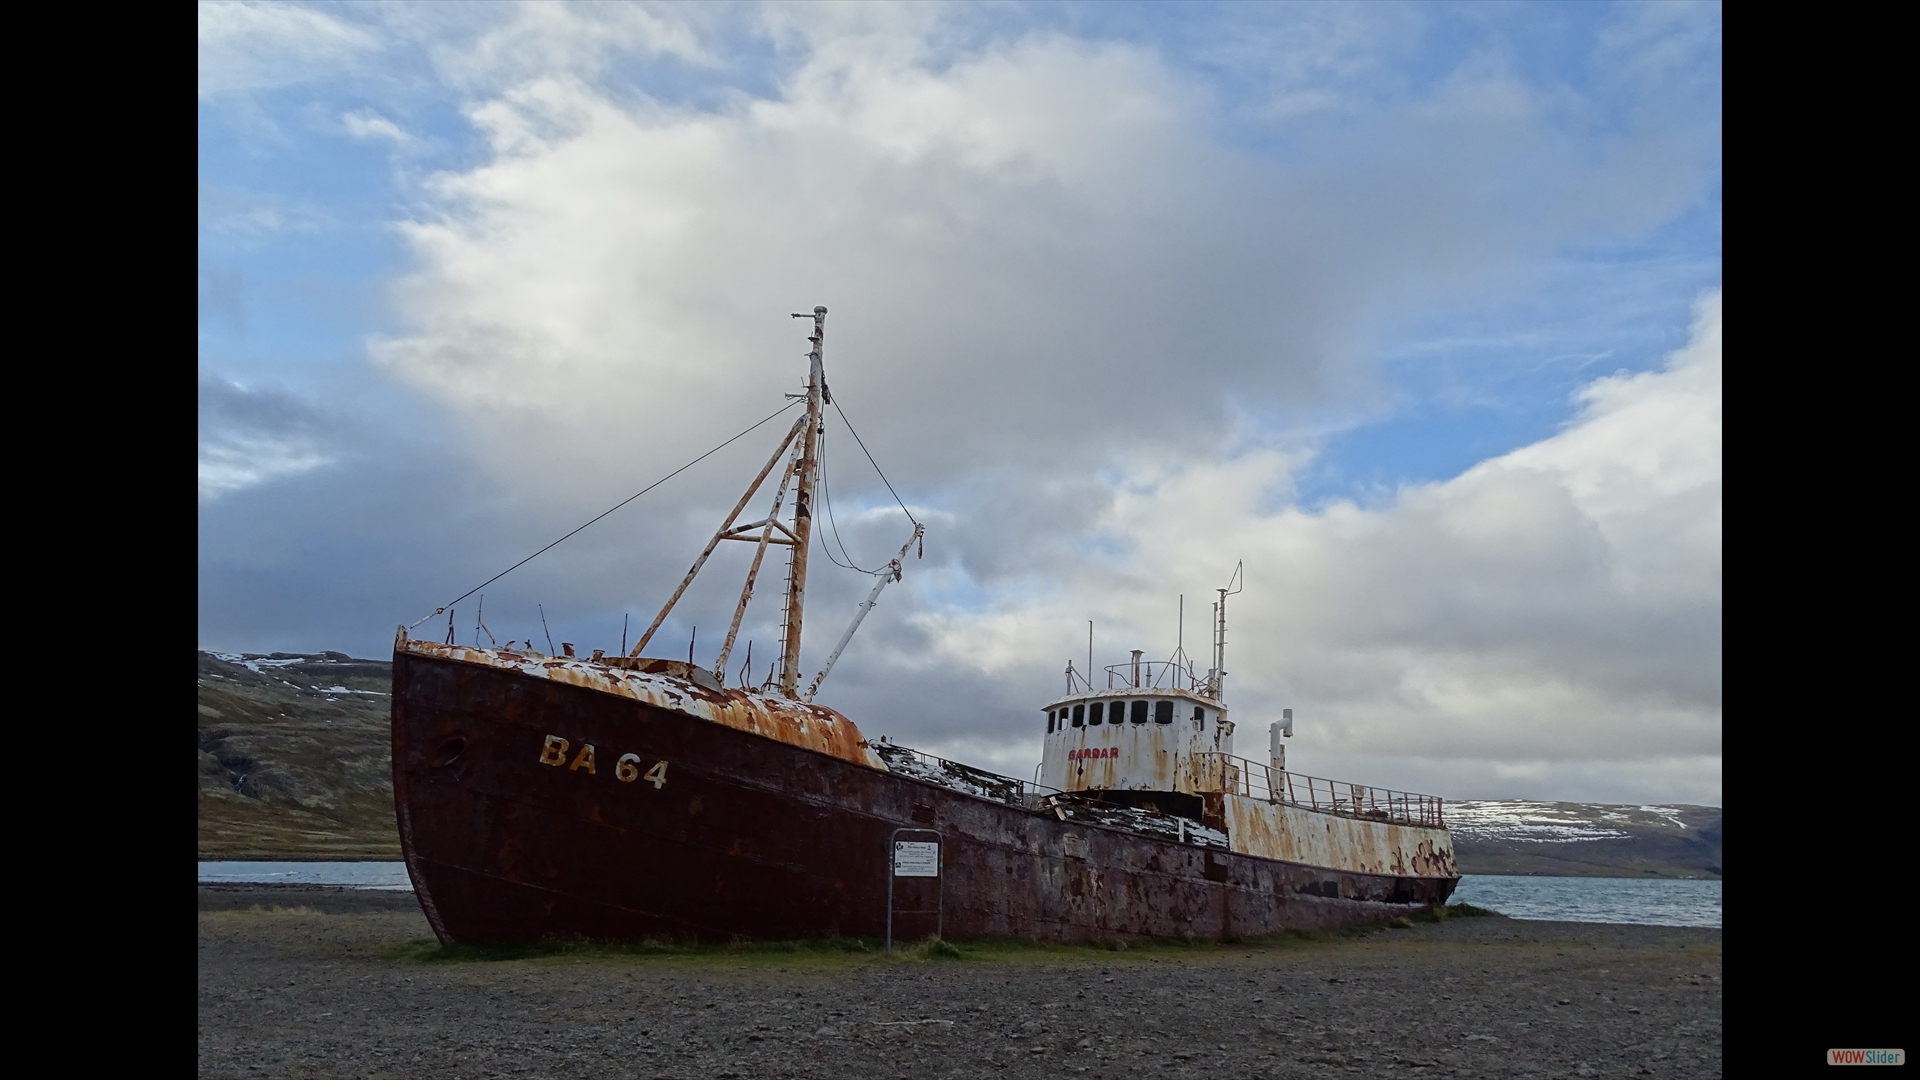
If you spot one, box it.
[386,930,1330,967]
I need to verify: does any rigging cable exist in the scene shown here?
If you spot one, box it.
[831,398,918,528]
[407,398,803,630]
[816,425,884,574]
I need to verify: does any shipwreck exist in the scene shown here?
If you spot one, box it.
[391,307,1457,945]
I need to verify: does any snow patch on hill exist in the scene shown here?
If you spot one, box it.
[1447,801,1701,844]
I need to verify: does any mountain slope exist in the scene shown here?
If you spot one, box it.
[1446,801,1722,878]
[198,651,399,858]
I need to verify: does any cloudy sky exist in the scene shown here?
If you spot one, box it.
[199,1,1721,806]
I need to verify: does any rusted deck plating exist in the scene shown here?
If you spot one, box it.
[399,639,882,769]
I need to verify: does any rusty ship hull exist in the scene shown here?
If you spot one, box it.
[392,646,1458,946]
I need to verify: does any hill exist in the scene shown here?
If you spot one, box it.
[1446,800,1721,878]
[198,651,399,858]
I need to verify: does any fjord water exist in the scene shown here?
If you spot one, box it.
[199,863,1721,926]
[1450,875,1721,928]
[199,861,412,890]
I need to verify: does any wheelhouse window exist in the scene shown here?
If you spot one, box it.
[1088,701,1104,725]
[1071,704,1085,728]
[1154,700,1174,724]
[1130,700,1148,724]
[1193,706,1205,728]
[1047,711,1055,733]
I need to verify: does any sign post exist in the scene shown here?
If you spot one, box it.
[886,827,942,952]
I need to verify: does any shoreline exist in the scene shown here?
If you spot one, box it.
[200,881,1720,930]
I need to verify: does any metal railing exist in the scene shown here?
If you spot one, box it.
[1098,659,1212,695]
[872,741,1444,831]
[1186,752,1446,829]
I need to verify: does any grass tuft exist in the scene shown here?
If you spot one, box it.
[896,936,964,961]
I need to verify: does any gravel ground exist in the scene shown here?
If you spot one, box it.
[198,885,1721,1079]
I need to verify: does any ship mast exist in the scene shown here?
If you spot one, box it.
[778,306,829,698]
[1207,560,1243,702]
[628,306,869,699]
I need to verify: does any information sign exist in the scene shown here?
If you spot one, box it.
[893,841,940,877]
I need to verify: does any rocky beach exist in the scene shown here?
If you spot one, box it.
[199,885,1721,1079]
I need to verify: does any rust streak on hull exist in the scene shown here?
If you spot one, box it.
[393,650,1457,946]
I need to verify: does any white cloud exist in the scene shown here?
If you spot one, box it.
[197,1,381,98]
[423,1,715,91]
[199,185,327,237]
[896,292,1721,803]
[317,14,1718,803]
[198,377,338,500]
[198,437,334,501]
[343,109,412,147]
[371,21,1706,500]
